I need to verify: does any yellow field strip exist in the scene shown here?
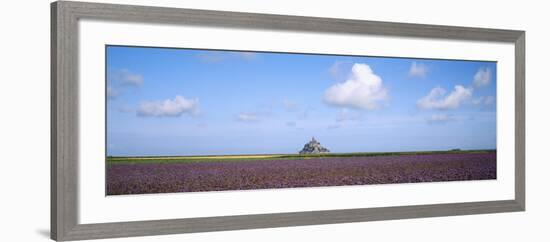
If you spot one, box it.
[109,155,283,160]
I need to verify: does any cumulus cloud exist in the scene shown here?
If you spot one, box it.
[323,63,388,110]
[427,114,454,124]
[137,95,199,117]
[472,96,495,106]
[107,69,144,100]
[328,61,352,80]
[112,69,144,86]
[408,62,428,78]
[473,67,491,88]
[237,112,260,122]
[329,61,342,78]
[417,85,473,110]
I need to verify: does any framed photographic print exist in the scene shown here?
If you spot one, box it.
[51,1,525,241]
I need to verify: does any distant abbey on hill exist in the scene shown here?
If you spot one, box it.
[299,137,330,154]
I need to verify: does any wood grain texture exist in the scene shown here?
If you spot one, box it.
[51,1,526,240]
[62,200,522,241]
[52,1,80,240]
[515,33,526,211]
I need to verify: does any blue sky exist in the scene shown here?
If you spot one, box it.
[106,46,496,156]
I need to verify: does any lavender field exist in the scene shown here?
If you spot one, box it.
[106,151,496,195]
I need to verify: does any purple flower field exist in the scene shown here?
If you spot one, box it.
[106,152,496,195]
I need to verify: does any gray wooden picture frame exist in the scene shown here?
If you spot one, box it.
[51,1,525,241]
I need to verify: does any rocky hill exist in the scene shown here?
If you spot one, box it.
[299,137,330,154]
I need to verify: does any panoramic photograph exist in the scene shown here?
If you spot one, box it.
[106,46,497,195]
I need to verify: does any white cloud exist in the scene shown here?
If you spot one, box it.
[285,121,296,127]
[237,112,260,122]
[113,69,144,86]
[328,61,349,79]
[323,63,388,110]
[329,61,341,77]
[473,67,491,88]
[137,95,198,117]
[408,62,428,78]
[472,95,495,106]
[417,85,473,110]
[107,86,119,99]
[427,114,454,124]
[107,69,143,100]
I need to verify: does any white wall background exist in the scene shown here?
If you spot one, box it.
[0,0,547,241]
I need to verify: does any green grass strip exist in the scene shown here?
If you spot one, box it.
[107,149,496,165]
